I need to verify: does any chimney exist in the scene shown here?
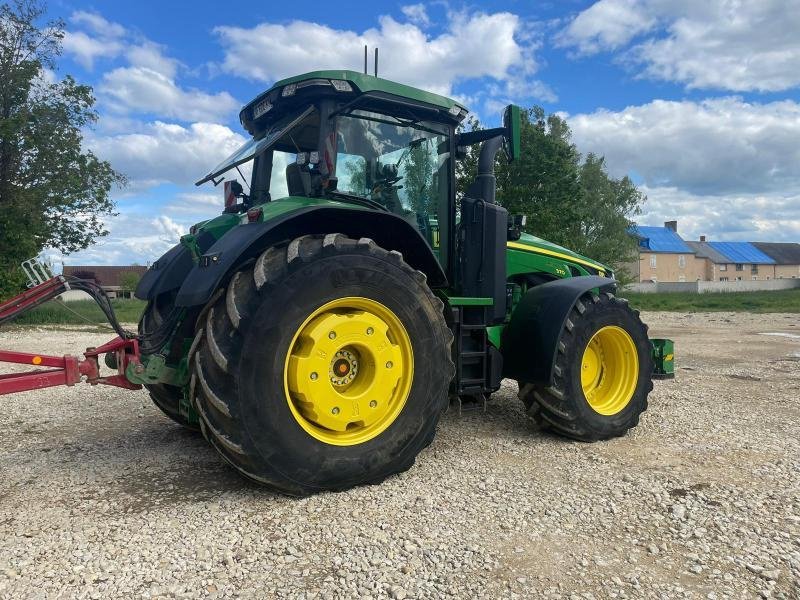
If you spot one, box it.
[700,235,706,242]
[664,220,677,232]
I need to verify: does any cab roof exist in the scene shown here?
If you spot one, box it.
[239,70,468,134]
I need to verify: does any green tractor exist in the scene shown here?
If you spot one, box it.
[128,70,671,495]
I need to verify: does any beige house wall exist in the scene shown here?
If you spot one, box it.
[707,263,778,281]
[775,264,800,279]
[637,252,705,282]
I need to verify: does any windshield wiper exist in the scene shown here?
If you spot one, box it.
[327,190,389,212]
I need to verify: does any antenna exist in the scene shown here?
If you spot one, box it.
[374,47,379,77]
[364,45,368,74]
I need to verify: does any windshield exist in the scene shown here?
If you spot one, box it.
[195,106,315,186]
[334,110,451,254]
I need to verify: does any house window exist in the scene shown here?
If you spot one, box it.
[751,265,758,274]
[678,275,686,282]
[752,276,758,281]
[719,264,727,271]
[735,264,743,271]
[650,254,657,268]
[720,277,729,282]
[678,255,686,269]
[736,276,742,281]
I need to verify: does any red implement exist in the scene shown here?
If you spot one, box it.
[0,275,142,395]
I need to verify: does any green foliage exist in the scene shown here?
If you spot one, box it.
[403,141,436,214]
[624,289,800,313]
[456,107,644,272]
[119,271,141,296]
[0,0,123,300]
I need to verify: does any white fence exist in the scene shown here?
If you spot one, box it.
[624,279,800,294]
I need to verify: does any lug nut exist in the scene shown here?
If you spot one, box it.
[385,361,393,368]
[369,400,378,408]
[331,407,340,415]
[310,372,318,380]
[328,331,336,340]
[366,327,374,335]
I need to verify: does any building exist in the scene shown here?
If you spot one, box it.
[688,240,776,281]
[62,265,147,298]
[752,242,800,279]
[628,221,701,282]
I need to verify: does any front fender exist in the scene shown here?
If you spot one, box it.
[501,276,616,384]
[175,205,447,307]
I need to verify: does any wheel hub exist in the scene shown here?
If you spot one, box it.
[284,297,414,446]
[580,325,639,416]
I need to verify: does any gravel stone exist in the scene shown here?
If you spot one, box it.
[0,312,799,598]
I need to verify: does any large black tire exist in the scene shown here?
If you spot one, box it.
[518,291,653,441]
[191,234,454,495]
[139,292,199,431]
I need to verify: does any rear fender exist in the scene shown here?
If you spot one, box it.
[501,276,616,384]
[175,206,447,307]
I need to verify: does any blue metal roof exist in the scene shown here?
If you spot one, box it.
[630,225,692,253]
[706,242,776,264]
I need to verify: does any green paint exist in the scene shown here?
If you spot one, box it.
[446,296,493,306]
[270,70,466,114]
[650,338,675,378]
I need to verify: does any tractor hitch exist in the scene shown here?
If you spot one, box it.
[0,337,142,395]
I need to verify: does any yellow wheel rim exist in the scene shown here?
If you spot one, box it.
[580,325,639,416]
[283,297,414,446]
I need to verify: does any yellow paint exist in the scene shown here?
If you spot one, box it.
[581,325,639,416]
[32,356,42,365]
[283,297,414,446]
[665,353,674,361]
[507,241,605,276]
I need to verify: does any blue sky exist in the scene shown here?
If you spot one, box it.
[40,0,800,267]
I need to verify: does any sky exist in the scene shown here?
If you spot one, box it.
[38,0,800,267]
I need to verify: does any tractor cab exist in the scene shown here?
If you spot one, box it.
[195,70,520,319]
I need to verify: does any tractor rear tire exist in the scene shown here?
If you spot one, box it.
[519,291,653,441]
[139,292,199,431]
[191,234,454,495]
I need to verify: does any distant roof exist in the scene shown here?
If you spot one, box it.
[63,265,147,287]
[706,242,775,264]
[686,241,729,263]
[630,225,692,253]
[751,242,800,265]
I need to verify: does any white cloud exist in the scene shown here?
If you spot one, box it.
[558,0,800,92]
[567,97,800,241]
[62,30,123,69]
[100,66,239,122]
[638,187,800,243]
[70,10,126,38]
[87,121,247,189]
[401,4,431,28]
[556,0,656,54]
[567,97,800,196]
[213,11,537,98]
[125,41,180,79]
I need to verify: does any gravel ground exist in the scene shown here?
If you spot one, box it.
[0,312,798,599]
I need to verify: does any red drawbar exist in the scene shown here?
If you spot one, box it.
[0,337,142,396]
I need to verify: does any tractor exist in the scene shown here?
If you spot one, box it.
[0,69,673,496]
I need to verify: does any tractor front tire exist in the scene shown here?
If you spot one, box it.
[519,291,653,441]
[191,234,454,495]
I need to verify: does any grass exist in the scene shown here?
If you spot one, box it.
[623,288,800,313]
[3,288,798,329]
[5,298,147,326]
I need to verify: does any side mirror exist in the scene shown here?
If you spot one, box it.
[503,104,521,163]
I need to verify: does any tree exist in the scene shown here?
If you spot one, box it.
[0,0,122,299]
[456,106,643,274]
[119,271,140,298]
